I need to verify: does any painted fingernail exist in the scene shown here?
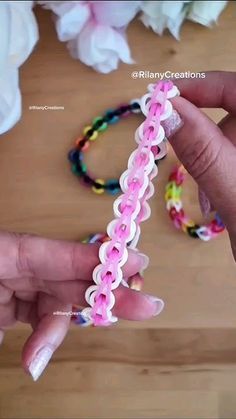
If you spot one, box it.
[28,346,53,381]
[129,274,144,291]
[162,110,183,138]
[198,188,214,218]
[138,253,149,273]
[145,295,165,316]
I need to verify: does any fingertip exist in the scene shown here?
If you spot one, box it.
[123,249,149,278]
[114,286,164,321]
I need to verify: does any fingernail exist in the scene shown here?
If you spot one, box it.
[162,110,183,138]
[129,274,144,291]
[198,188,214,218]
[138,253,149,273]
[146,295,165,316]
[28,346,53,381]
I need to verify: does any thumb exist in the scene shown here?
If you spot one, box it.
[166,96,236,231]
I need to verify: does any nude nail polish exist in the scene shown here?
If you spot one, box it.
[138,253,149,272]
[198,188,214,218]
[162,110,183,137]
[146,295,165,316]
[28,346,53,381]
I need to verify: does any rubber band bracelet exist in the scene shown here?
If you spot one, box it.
[68,99,142,195]
[72,232,143,326]
[165,165,225,241]
[80,80,180,327]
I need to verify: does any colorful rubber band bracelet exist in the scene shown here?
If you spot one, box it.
[165,165,225,241]
[68,100,142,195]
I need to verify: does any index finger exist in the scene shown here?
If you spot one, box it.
[174,71,236,114]
[0,232,146,281]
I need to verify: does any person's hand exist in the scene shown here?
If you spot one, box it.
[164,71,236,260]
[0,232,162,380]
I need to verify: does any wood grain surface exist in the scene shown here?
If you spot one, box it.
[0,4,236,418]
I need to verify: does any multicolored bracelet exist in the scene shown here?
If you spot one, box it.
[68,100,142,195]
[165,165,225,240]
[80,80,180,327]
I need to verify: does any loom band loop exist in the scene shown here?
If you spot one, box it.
[140,93,154,116]
[78,308,94,327]
[75,136,90,151]
[214,213,225,228]
[143,181,155,200]
[104,109,119,124]
[92,116,108,132]
[127,148,155,175]
[178,215,195,233]
[166,198,182,212]
[149,163,158,181]
[83,126,98,141]
[159,100,173,121]
[127,225,141,250]
[92,263,122,290]
[95,310,118,325]
[81,306,118,326]
[119,169,149,198]
[113,195,141,220]
[99,241,128,267]
[165,185,182,201]
[85,285,116,313]
[130,99,142,114]
[107,219,137,244]
[151,141,168,160]
[173,217,183,229]
[135,122,165,146]
[180,217,196,233]
[136,201,151,223]
[195,226,211,241]
[117,103,132,117]
[147,83,180,100]
[92,179,106,194]
[169,171,185,186]
[92,294,114,324]
[210,219,225,233]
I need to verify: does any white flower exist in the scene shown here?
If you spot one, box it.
[39,1,91,41]
[140,1,191,40]
[39,1,140,73]
[90,1,141,27]
[68,21,133,73]
[140,0,228,39]
[187,1,228,26]
[0,1,38,134]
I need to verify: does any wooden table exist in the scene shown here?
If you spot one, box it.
[0,5,236,418]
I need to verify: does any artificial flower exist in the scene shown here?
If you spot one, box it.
[0,1,38,134]
[39,1,140,73]
[140,1,191,40]
[68,21,133,73]
[187,1,228,26]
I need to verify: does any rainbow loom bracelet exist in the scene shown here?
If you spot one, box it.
[165,165,225,240]
[80,80,180,326]
[68,100,142,195]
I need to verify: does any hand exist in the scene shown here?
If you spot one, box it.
[165,71,236,260]
[0,232,162,380]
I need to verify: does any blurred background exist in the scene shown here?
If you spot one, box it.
[0,1,236,418]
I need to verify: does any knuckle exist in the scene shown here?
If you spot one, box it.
[179,134,222,182]
[16,234,32,274]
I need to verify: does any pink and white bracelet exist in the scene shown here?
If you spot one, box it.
[81,80,180,326]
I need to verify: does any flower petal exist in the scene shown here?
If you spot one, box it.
[68,21,133,73]
[187,0,228,27]
[91,0,141,27]
[55,3,90,41]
